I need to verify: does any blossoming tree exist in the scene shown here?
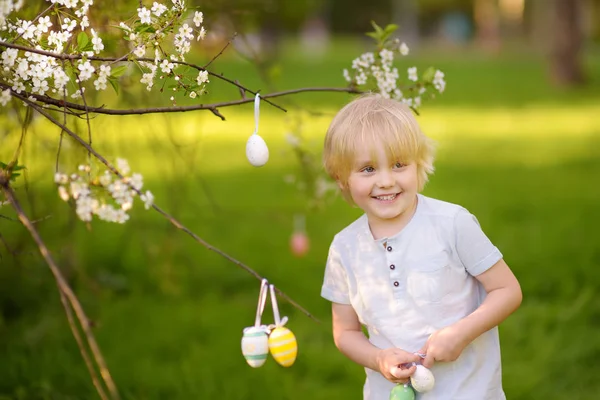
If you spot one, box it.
[0,1,445,397]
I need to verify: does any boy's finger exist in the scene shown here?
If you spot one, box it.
[422,352,435,369]
[391,365,416,379]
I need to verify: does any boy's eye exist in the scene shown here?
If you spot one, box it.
[361,166,375,173]
[393,162,406,169]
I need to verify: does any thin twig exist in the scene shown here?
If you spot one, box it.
[56,59,68,172]
[58,291,110,400]
[68,59,93,171]
[0,231,17,258]
[0,173,120,400]
[9,4,54,44]
[14,93,319,322]
[202,33,237,70]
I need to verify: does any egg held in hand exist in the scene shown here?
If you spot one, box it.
[410,364,435,393]
[389,384,415,400]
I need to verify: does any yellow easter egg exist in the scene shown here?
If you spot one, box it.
[268,327,297,367]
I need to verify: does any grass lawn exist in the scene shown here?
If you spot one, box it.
[1,37,600,399]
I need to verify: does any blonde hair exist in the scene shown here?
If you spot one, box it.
[323,93,435,197]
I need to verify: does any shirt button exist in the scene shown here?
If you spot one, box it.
[390,264,395,270]
[393,281,399,287]
[387,246,393,252]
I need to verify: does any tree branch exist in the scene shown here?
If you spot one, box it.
[0,82,359,118]
[0,171,120,400]
[0,40,286,112]
[13,92,319,323]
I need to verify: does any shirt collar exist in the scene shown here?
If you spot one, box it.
[358,193,422,246]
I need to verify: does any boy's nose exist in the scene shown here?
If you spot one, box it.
[376,170,395,188]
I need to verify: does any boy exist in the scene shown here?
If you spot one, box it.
[320,94,522,399]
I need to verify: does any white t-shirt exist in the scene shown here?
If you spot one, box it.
[321,194,506,400]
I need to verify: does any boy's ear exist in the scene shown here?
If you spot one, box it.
[335,179,345,191]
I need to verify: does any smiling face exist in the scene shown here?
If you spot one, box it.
[344,140,419,238]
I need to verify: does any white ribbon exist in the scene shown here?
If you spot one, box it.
[243,278,270,334]
[269,284,288,328]
[253,93,260,135]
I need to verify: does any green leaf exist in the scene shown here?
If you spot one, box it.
[381,24,398,42]
[0,162,7,168]
[77,31,89,51]
[383,24,398,36]
[108,77,120,95]
[110,65,128,78]
[422,67,436,83]
[12,165,25,171]
[371,20,383,35]
[365,32,379,40]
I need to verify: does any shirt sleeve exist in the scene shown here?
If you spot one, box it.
[454,208,503,276]
[321,239,351,304]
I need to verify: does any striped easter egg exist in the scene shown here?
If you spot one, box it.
[241,326,269,368]
[268,327,297,367]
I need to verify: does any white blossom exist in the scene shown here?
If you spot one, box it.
[80,15,89,29]
[151,2,167,16]
[1,48,17,68]
[134,45,146,57]
[137,7,152,24]
[128,173,143,190]
[77,60,95,81]
[99,171,112,186]
[196,70,209,85]
[407,66,418,82]
[193,11,203,27]
[91,29,104,53]
[399,42,409,56]
[116,158,130,175]
[197,26,206,40]
[0,89,12,106]
[140,190,154,209]
[58,186,70,201]
[54,172,69,184]
[36,16,52,35]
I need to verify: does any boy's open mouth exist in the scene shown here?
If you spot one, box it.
[372,193,400,201]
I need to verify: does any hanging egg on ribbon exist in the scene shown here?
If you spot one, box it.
[389,384,415,400]
[241,279,270,368]
[410,364,435,393]
[267,284,298,367]
[290,214,310,257]
[246,93,269,167]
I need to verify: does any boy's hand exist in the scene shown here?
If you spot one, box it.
[375,348,420,383]
[418,325,469,369]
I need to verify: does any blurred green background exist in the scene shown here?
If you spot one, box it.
[1,0,600,399]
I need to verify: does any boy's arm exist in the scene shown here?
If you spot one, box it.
[421,259,522,368]
[332,302,420,382]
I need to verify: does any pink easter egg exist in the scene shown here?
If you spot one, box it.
[290,231,310,257]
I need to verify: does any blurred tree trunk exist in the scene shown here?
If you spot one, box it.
[549,0,585,85]
[474,0,501,52]
[391,0,419,47]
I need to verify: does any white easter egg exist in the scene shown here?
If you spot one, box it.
[246,134,269,167]
[410,365,435,393]
[241,326,269,368]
